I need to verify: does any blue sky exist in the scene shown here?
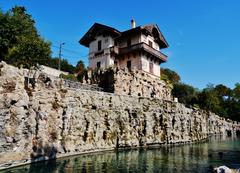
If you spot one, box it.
[1,0,240,89]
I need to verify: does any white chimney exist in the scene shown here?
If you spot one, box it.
[131,19,136,28]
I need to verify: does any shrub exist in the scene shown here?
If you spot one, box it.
[59,73,77,81]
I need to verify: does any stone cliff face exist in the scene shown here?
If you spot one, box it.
[0,61,239,169]
[80,67,172,100]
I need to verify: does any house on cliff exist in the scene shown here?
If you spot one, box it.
[79,20,169,77]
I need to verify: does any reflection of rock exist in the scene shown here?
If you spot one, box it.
[0,61,240,170]
[214,166,240,173]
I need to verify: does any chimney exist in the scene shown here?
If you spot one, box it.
[131,19,136,28]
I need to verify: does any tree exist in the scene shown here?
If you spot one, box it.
[0,6,51,68]
[46,57,76,74]
[233,83,240,101]
[161,68,180,84]
[75,60,85,74]
[214,84,231,100]
[172,83,198,106]
[60,58,76,74]
[197,85,221,114]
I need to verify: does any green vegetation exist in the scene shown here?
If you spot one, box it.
[161,68,240,121]
[47,58,76,74]
[161,68,180,84]
[0,6,77,73]
[59,73,78,81]
[76,60,87,82]
[0,6,51,68]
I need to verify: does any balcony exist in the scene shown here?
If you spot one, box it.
[118,43,167,62]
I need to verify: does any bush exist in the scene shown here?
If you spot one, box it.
[59,73,77,81]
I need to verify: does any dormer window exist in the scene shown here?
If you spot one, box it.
[98,40,102,51]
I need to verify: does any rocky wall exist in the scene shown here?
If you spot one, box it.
[0,61,239,170]
[83,67,172,100]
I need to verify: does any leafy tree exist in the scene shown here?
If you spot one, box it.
[214,84,231,100]
[7,36,51,68]
[60,59,76,74]
[233,83,240,101]
[197,84,226,117]
[47,57,76,74]
[75,60,85,74]
[197,89,220,113]
[0,6,51,68]
[172,83,198,106]
[161,68,180,84]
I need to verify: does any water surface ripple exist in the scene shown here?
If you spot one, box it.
[2,136,240,173]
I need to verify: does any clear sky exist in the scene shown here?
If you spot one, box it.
[1,0,240,89]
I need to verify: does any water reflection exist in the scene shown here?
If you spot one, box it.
[3,136,240,173]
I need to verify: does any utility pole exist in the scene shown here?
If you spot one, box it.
[58,42,65,71]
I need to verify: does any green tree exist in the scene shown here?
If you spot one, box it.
[172,83,198,106]
[197,85,221,114]
[46,57,76,74]
[60,58,76,74]
[0,6,51,68]
[75,60,85,74]
[161,68,180,84]
[233,83,240,101]
[214,84,231,100]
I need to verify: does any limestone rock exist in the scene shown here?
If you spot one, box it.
[0,61,240,170]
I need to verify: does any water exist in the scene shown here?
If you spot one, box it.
[2,136,240,173]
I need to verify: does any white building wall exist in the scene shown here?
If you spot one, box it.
[89,35,114,53]
[88,34,161,75]
[89,35,115,69]
[153,62,160,77]
[118,53,141,70]
[89,54,109,69]
[117,34,141,48]
[140,55,160,77]
[140,34,160,50]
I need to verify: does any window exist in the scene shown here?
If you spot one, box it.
[149,62,153,74]
[98,40,102,51]
[127,39,131,47]
[127,60,131,69]
[148,40,153,48]
[97,61,101,68]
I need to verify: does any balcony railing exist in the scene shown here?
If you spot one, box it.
[118,43,167,62]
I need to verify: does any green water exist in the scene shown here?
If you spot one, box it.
[2,136,240,173]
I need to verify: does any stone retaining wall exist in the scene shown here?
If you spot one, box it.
[0,61,239,170]
[83,67,172,100]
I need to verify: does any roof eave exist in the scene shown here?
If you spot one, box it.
[79,23,121,47]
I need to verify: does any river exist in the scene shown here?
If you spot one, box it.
[2,136,240,173]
